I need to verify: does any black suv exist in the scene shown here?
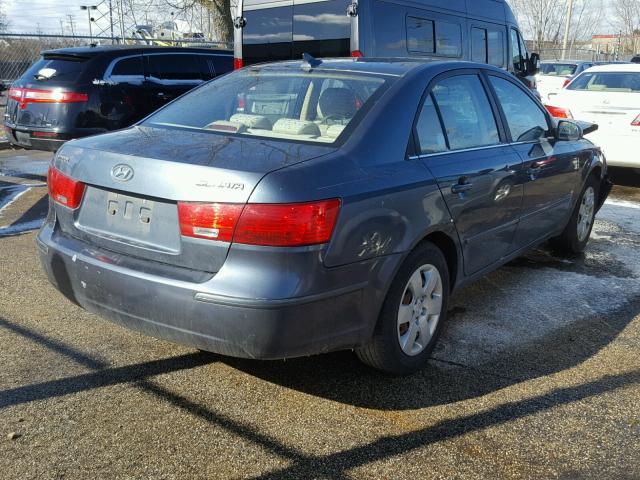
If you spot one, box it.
[3,45,232,151]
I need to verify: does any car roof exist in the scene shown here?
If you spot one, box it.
[248,58,505,77]
[42,45,231,57]
[584,63,640,73]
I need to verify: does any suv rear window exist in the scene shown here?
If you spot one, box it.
[568,71,640,92]
[143,69,389,145]
[21,55,87,83]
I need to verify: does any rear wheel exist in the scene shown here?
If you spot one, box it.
[356,242,450,376]
[551,175,599,254]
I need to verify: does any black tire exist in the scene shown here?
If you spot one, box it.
[356,241,450,376]
[550,175,600,255]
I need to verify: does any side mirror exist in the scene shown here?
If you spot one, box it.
[556,120,583,141]
[527,53,541,76]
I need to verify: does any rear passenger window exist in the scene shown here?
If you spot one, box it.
[489,76,549,142]
[407,17,435,54]
[435,21,462,57]
[147,54,202,81]
[111,56,143,76]
[431,75,500,150]
[415,95,447,154]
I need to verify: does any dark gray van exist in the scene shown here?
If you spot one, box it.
[232,0,539,86]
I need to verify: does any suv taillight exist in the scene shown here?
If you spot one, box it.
[9,87,88,109]
[48,165,86,209]
[177,199,341,247]
[631,114,640,126]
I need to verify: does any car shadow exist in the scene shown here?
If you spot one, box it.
[219,290,640,411]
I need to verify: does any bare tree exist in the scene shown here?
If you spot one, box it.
[0,2,8,32]
[509,0,602,53]
[612,0,640,53]
[509,0,568,50]
[164,0,233,42]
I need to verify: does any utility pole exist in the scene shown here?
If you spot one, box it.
[562,0,574,60]
[67,14,77,37]
[59,18,65,35]
[81,5,98,42]
[108,0,115,40]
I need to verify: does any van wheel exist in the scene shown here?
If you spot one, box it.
[356,242,450,376]
[551,175,599,255]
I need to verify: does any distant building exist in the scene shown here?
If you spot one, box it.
[591,34,640,59]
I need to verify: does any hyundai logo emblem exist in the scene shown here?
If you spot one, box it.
[111,164,134,182]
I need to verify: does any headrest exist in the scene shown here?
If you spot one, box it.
[318,88,358,119]
[229,113,272,130]
[272,118,321,136]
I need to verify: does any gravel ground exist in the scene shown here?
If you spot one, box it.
[1,150,639,479]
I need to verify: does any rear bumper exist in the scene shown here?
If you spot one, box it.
[37,221,396,359]
[3,123,106,152]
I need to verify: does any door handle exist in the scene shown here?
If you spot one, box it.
[451,182,473,195]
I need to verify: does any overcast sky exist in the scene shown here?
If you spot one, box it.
[3,0,618,37]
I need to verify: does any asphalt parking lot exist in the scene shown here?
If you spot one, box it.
[1,149,639,479]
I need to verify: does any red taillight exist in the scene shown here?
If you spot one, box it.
[177,199,341,247]
[234,58,244,70]
[545,105,573,119]
[32,131,58,138]
[234,199,341,247]
[631,114,640,126]
[350,50,363,58]
[177,202,244,242]
[8,87,22,101]
[47,165,86,209]
[562,78,571,88]
[8,87,88,109]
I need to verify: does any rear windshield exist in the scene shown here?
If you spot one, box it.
[21,55,87,83]
[143,68,389,145]
[567,71,640,92]
[540,63,577,76]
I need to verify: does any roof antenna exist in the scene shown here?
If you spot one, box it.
[302,53,322,70]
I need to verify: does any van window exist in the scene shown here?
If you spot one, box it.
[435,21,462,57]
[407,17,435,54]
[431,75,499,150]
[292,0,350,58]
[415,94,447,154]
[147,54,202,81]
[511,29,525,73]
[489,76,548,142]
[471,28,487,63]
[472,28,505,67]
[488,30,504,67]
[244,6,293,64]
[111,56,143,76]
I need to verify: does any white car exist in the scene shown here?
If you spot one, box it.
[536,61,595,102]
[545,63,640,169]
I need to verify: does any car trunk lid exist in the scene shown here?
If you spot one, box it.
[53,126,335,273]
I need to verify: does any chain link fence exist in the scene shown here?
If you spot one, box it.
[0,33,232,84]
[536,48,617,63]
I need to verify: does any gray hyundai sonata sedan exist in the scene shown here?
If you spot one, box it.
[38,58,610,375]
